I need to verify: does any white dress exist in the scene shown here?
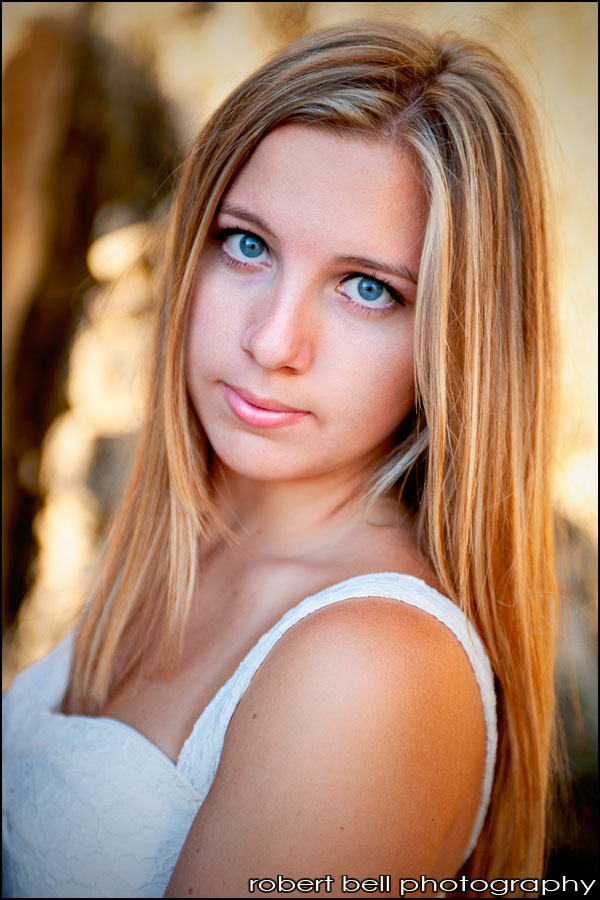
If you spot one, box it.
[2,573,497,898]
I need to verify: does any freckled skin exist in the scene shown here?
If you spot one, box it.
[184,124,428,488]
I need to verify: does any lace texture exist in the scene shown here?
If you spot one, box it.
[2,573,497,898]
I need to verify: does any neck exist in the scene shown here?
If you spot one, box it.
[209,456,400,560]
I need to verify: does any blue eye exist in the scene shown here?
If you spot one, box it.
[340,274,404,310]
[356,277,384,302]
[213,228,269,266]
[236,234,265,259]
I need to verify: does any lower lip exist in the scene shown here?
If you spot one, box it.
[221,383,310,429]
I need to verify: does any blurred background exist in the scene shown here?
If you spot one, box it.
[2,0,597,882]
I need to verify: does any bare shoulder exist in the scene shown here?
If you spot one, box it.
[166,596,487,898]
[244,595,484,735]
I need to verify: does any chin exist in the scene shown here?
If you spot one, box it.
[206,432,313,482]
[217,457,317,484]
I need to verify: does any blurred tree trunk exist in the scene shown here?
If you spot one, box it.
[2,6,179,633]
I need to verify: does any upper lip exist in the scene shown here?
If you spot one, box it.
[226,383,308,413]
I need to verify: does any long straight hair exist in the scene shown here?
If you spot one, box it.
[64,23,561,885]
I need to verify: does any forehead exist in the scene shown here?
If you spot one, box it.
[222,124,427,260]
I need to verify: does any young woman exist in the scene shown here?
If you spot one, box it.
[2,22,560,899]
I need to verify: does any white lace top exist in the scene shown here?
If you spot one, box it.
[2,573,497,899]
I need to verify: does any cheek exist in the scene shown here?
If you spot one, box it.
[327,330,415,433]
[379,349,416,409]
[185,278,237,369]
[365,362,415,433]
[185,297,217,402]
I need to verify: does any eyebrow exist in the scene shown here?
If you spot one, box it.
[218,202,419,286]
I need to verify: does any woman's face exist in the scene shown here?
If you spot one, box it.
[185,124,428,485]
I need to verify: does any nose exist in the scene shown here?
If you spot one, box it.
[240,276,314,373]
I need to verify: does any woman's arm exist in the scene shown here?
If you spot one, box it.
[165,597,486,899]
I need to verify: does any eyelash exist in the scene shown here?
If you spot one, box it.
[210,226,406,314]
[212,227,265,272]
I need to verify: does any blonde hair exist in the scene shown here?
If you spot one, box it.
[64,23,561,887]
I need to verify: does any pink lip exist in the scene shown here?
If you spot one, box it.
[221,383,310,429]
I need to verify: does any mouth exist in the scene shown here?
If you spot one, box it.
[221,383,310,429]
